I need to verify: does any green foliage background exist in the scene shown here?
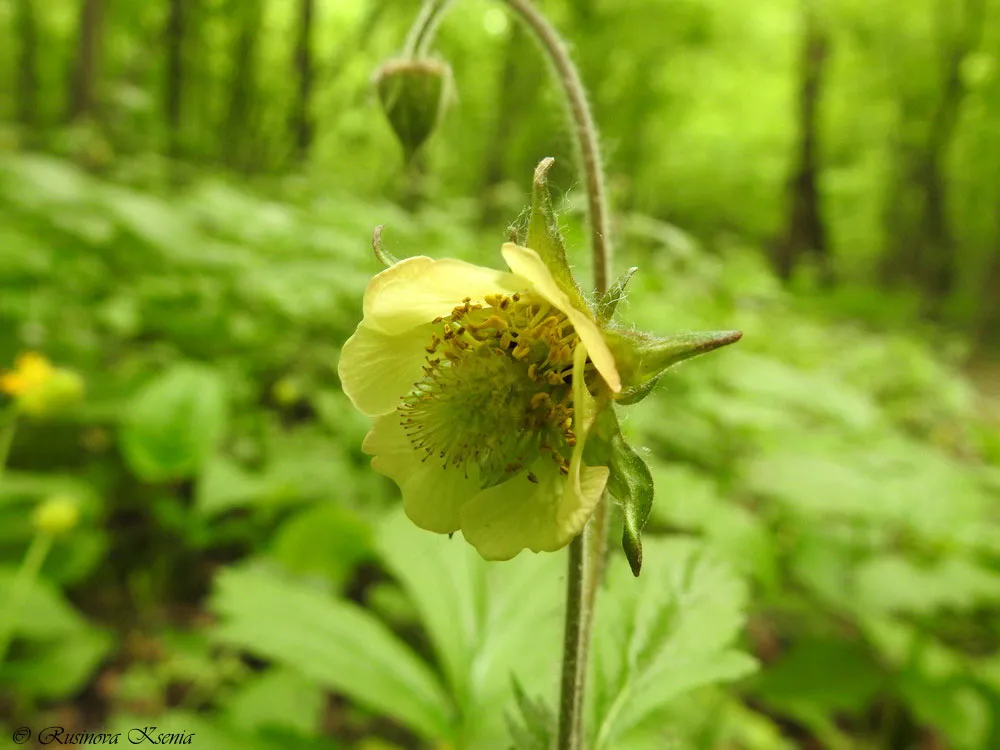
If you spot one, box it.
[0,0,998,748]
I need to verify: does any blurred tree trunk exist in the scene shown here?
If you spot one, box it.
[915,0,986,305]
[68,0,104,122]
[290,0,316,161]
[881,0,986,310]
[15,0,39,130]
[775,4,830,283]
[165,0,185,161]
[223,0,263,170]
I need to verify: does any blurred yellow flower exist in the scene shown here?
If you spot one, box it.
[1,352,84,417]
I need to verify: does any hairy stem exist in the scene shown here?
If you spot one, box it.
[501,0,612,290]
[400,3,613,747]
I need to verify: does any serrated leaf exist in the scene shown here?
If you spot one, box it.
[505,677,555,750]
[589,538,756,749]
[120,363,228,482]
[525,158,588,310]
[210,564,454,741]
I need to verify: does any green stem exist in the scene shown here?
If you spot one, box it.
[402,0,452,58]
[500,0,612,290]
[0,531,54,672]
[558,534,586,750]
[401,3,613,747]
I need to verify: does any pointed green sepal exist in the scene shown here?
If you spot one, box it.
[371,225,400,267]
[588,408,654,576]
[525,158,588,310]
[597,266,638,323]
[607,328,742,398]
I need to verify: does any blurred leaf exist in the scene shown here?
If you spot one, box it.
[225,668,324,736]
[0,567,88,639]
[268,504,373,588]
[210,564,454,741]
[375,509,564,747]
[2,626,114,699]
[855,555,1000,615]
[120,363,228,482]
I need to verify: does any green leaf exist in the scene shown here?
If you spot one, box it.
[589,538,756,750]
[120,363,228,482]
[855,555,1000,615]
[268,504,373,588]
[506,678,555,750]
[224,668,325,736]
[525,158,588,310]
[2,626,114,699]
[210,564,454,741]
[375,509,564,747]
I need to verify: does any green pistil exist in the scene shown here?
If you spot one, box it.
[398,293,583,486]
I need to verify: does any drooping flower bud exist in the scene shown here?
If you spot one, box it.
[374,58,452,161]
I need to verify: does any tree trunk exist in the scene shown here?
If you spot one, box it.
[881,0,986,308]
[290,0,316,161]
[223,0,263,169]
[775,4,830,282]
[15,0,39,130]
[68,0,105,122]
[914,0,986,305]
[165,0,185,160]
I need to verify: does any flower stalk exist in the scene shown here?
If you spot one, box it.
[397,2,613,747]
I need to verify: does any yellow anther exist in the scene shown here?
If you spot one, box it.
[530,392,550,409]
[512,343,531,360]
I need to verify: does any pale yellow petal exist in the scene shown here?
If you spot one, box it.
[338,322,432,417]
[363,255,522,335]
[363,413,481,534]
[460,460,608,560]
[501,243,621,392]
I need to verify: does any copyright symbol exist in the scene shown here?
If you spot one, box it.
[12,726,31,744]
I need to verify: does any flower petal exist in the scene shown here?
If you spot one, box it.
[338,322,433,417]
[363,413,481,534]
[501,243,621,393]
[460,460,609,560]
[363,255,521,335]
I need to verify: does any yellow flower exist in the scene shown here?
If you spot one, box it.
[338,243,621,560]
[1,353,84,417]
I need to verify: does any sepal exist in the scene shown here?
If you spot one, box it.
[587,408,654,576]
[371,225,400,268]
[525,158,589,311]
[606,328,742,397]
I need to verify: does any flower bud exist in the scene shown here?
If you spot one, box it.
[33,494,82,536]
[374,58,451,160]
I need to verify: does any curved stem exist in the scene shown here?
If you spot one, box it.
[501,0,612,291]
[403,0,452,58]
[400,3,613,748]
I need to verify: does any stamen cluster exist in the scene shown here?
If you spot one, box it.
[398,292,590,487]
